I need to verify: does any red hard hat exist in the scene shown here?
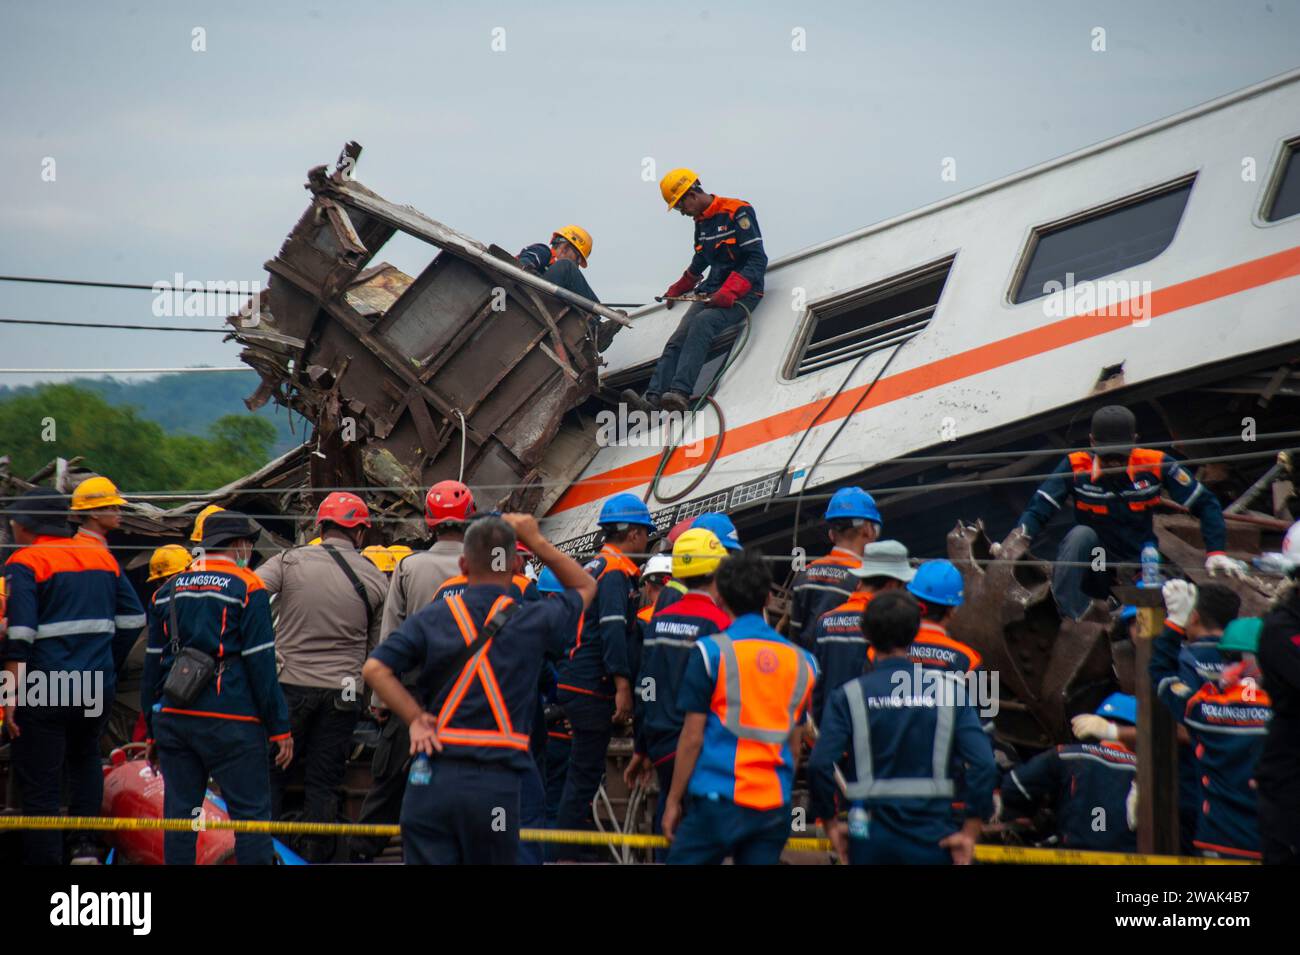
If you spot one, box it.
[425,480,475,528]
[317,492,371,528]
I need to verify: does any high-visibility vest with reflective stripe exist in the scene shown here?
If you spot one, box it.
[840,676,959,801]
[710,633,812,745]
[437,594,530,751]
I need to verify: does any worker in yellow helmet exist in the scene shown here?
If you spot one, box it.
[69,475,127,546]
[516,225,600,304]
[147,544,193,584]
[362,545,398,575]
[387,544,413,566]
[190,504,225,543]
[624,168,767,415]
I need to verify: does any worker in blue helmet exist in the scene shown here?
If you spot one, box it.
[1001,692,1138,852]
[787,487,881,650]
[904,560,980,674]
[537,567,565,594]
[551,491,655,858]
[691,512,742,552]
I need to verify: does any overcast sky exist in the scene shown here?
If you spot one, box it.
[2,0,1298,389]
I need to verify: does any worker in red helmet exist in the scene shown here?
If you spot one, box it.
[348,479,477,861]
[255,491,387,862]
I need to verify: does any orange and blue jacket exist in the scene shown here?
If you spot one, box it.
[633,590,731,763]
[3,533,145,681]
[1001,741,1138,852]
[788,548,862,650]
[908,620,982,674]
[1182,673,1272,859]
[370,583,583,770]
[555,544,639,700]
[687,196,767,297]
[142,557,290,741]
[430,573,537,605]
[809,590,872,723]
[677,613,817,810]
[1017,448,1226,564]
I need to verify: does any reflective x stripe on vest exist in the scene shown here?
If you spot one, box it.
[438,594,530,751]
[840,678,956,800]
[710,634,810,744]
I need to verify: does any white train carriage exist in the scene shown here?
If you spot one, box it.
[542,67,1300,554]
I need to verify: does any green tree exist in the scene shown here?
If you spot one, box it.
[0,384,278,493]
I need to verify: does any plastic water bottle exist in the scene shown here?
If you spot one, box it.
[409,754,432,786]
[1140,542,1161,588]
[847,804,870,840]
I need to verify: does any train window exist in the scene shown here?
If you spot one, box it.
[1264,139,1300,222]
[789,257,952,378]
[1012,177,1194,304]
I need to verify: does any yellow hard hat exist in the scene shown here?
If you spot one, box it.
[70,476,127,511]
[660,167,700,211]
[362,545,397,573]
[308,536,322,546]
[190,504,225,542]
[672,528,725,579]
[387,544,413,563]
[552,225,593,267]
[147,544,193,581]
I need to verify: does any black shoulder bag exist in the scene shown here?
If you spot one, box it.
[322,544,375,634]
[161,586,218,707]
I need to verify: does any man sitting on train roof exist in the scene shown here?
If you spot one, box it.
[997,404,1237,621]
[622,167,767,416]
[517,225,599,303]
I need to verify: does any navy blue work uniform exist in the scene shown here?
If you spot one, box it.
[1257,595,1300,865]
[1017,448,1227,619]
[368,583,581,864]
[808,657,997,865]
[787,549,861,650]
[143,557,291,865]
[809,591,871,724]
[633,589,731,834]
[1001,742,1138,852]
[518,243,600,304]
[647,196,767,400]
[551,544,639,857]
[4,532,145,864]
[1150,622,1218,852]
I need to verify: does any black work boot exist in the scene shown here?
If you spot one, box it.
[659,391,690,414]
[621,389,657,414]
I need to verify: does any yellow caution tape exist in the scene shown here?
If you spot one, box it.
[974,844,1255,866]
[0,816,1257,863]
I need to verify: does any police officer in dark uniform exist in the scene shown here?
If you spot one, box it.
[362,514,596,865]
[1000,405,1233,620]
[142,511,293,865]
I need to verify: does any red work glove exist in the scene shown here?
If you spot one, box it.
[663,270,700,305]
[709,272,752,309]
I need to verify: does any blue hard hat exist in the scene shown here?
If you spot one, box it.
[1119,605,1138,623]
[1096,692,1137,725]
[825,486,881,524]
[691,512,742,551]
[537,567,564,594]
[906,560,964,607]
[597,492,656,529]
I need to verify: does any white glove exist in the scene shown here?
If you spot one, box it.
[1071,714,1119,741]
[989,525,1026,558]
[1125,780,1138,831]
[1205,553,1246,579]
[1161,579,1197,629]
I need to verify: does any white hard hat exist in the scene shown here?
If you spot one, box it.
[643,553,673,578]
[1283,520,1300,572]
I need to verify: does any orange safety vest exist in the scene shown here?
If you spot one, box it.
[436,593,530,752]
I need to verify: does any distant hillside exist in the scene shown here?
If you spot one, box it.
[0,372,306,457]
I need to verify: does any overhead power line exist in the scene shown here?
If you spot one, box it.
[1,318,230,334]
[0,367,248,374]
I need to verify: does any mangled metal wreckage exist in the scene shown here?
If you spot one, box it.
[229,143,631,541]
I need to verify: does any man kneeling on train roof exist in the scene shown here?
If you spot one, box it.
[623,167,767,416]
[997,404,1237,621]
[517,225,600,303]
